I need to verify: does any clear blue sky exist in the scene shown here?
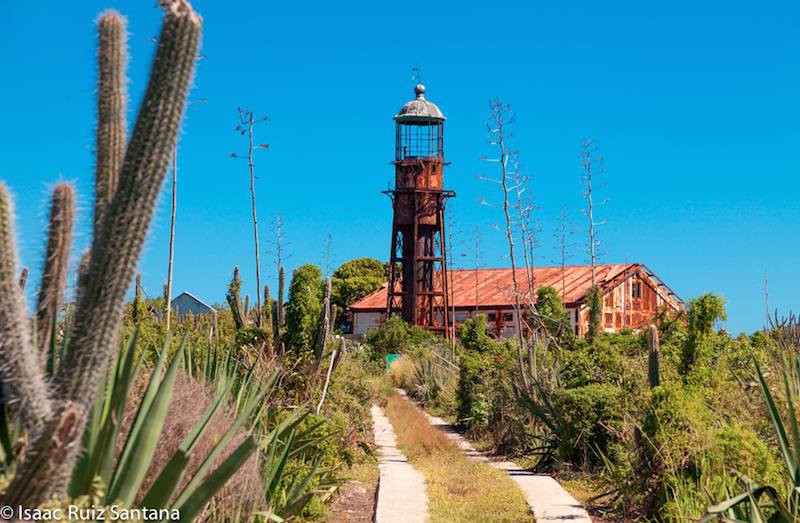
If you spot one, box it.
[3,1,799,333]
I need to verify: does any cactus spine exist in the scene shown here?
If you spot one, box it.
[648,324,660,388]
[18,267,29,290]
[0,184,54,436]
[0,0,201,506]
[93,10,127,241]
[35,184,75,353]
[59,0,200,403]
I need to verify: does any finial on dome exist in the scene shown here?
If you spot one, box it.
[414,83,426,98]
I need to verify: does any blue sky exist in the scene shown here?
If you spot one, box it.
[2,1,799,333]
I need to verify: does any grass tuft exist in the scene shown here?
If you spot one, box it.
[384,394,533,522]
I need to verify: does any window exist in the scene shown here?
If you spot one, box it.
[503,312,514,322]
[487,313,497,322]
[631,281,642,300]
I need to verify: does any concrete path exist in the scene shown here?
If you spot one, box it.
[405,391,591,523]
[370,404,429,523]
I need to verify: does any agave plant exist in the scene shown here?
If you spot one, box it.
[702,316,800,522]
[62,333,265,518]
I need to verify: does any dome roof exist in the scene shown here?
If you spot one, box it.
[394,84,446,123]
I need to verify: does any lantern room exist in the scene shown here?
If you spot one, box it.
[394,84,445,160]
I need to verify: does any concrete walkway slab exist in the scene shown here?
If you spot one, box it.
[371,404,429,523]
[411,392,591,523]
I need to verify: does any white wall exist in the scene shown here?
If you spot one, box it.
[353,312,382,336]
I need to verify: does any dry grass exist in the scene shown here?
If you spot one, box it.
[120,372,263,521]
[389,355,415,390]
[384,394,533,522]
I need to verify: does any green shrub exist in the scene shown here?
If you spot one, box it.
[535,285,572,341]
[364,316,439,363]
[457,348,490,427]
[553,383,624,467]
[284,264,323,353]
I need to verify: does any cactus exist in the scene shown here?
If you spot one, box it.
[226,266,247,330]
[263,284,273,352]
[314,277,333,361]
[131,273,144,324]
[330,303,338,332]
[275,264,285,352]
[0,0,201,506]
[35,184,75,353]
[0,184,54,437]
[648,324,660,388]
[93,10,127,241]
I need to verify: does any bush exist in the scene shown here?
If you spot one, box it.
[457,348,490,428]
[364,316,439,363]
[553,383,624,467]
[284,264,323,353]
[390,355,416,390]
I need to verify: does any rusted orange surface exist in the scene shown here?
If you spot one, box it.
[349,263,683,312]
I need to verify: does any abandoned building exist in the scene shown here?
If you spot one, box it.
[349,263,685,338]
[351,85,684,338]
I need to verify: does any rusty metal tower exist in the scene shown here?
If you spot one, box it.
[384,84,454,335]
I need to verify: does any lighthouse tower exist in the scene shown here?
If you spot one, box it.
[385,84,454,335]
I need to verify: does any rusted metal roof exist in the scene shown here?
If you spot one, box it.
[394,84,446,123]
[349,263,684,311]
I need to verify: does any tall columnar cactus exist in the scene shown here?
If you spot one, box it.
[35,184,75,353]
[313,277,333,367]
[263,283,273,352]
[226,266,247,330]
[276,264,285,351]
[648,324,660,388]
[93,10,127,241]
[0,184,54,437]
[0,0,201,506]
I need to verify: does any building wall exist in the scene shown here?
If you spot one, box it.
[171,294,213,316]
[353,311,382,336]
[352,270,681,338]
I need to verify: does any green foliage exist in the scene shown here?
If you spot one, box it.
[458,315,494,352]
[410,353,457,414]
[458,348,490,427]
[69,334,270,512]
[536,285,571,340]
[331,258,386,310]
[682,293,727,377]
[586,285,603,340]
[688,293,727,339]
[701,354,800,522]
[364,315,439,362]
[284,264,323,354]
[553,383,623,467]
